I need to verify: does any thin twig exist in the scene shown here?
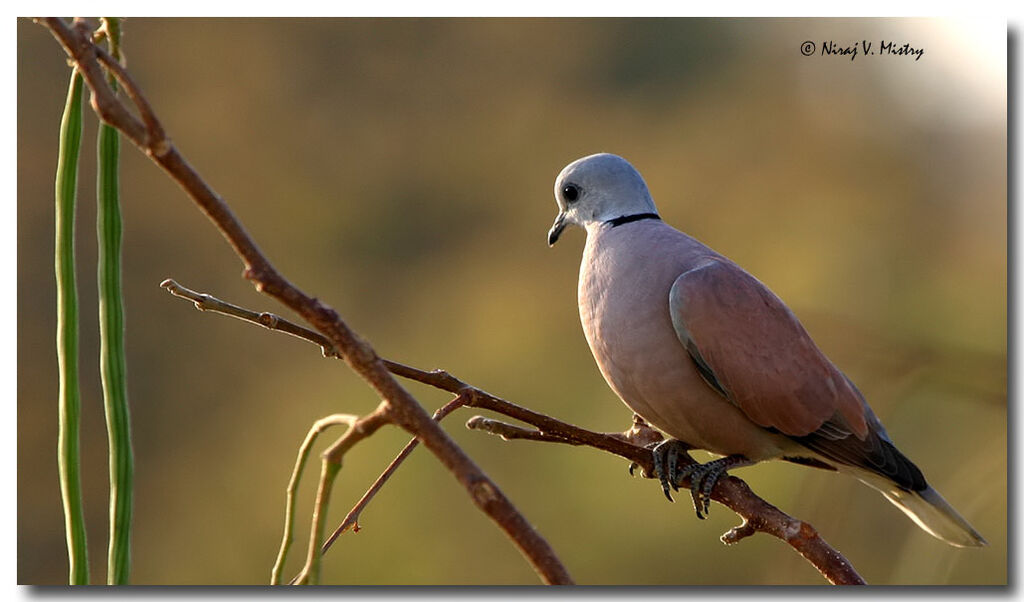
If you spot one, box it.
[271,413,360,585]
[43,18,147,148]
[161,279,341,358]
[292,404,391,585]
[92,42,167,154]
[464,417,577,444]
[321,394,469,554]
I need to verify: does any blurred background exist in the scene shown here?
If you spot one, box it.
[18,18,1005,585]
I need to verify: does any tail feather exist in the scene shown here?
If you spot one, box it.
[792,384,985,547]
[854,471,987,547]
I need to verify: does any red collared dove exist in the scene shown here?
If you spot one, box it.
[547,153,985,547]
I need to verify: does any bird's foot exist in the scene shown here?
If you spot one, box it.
[642,440,750,520]
[674,455,749,519]
[627,439,685,481]
[627,439,692,498]
[650,439,691,501]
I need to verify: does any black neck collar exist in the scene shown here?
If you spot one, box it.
[606,212,661,228]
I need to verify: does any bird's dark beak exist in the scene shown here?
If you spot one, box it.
[548,213,567,246]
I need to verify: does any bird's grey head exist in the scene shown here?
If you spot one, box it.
[547,153,658,246]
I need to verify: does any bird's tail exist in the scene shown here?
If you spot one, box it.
[852,470,987,547]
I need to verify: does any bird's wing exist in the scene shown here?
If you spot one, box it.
[792,374,927,490]
[668,257,868,439]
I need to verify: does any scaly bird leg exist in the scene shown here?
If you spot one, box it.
[637,439,693,501]
[637,440,752,519]
[675,454,752,519]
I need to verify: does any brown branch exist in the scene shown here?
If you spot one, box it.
[38,17,571,586]
[460,409,864,585]
[44,18,148,147]
[715,484,865,586]
[159,279,865,585]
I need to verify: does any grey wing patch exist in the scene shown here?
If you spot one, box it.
[668,278,730,400]
[689,345,729,398]
[677,327,728,399]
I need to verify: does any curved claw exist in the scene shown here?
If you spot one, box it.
[691,466,714,519]
[646,445,751,519]
[628,440,664,477]
[638,441,751,519]
[699,465,721,515]
[649,439,692,502]
[684,455,752,519]
[674,462,703,518]
[665,447,680,493]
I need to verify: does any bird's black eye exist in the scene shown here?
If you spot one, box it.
[562,184,581,203]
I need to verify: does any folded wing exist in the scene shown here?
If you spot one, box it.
[668,257,868,439]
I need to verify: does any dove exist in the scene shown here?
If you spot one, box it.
[547,152,985,547]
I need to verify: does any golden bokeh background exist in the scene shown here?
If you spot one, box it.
[18,18,1005,585]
